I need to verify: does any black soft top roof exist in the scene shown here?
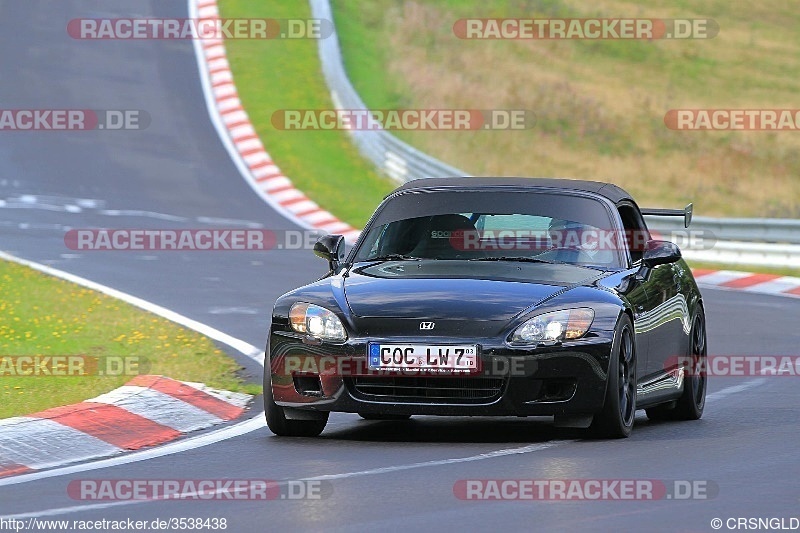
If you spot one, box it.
[393,177,634,204]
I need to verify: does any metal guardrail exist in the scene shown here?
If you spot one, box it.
[310,0,466,183]
[643,218,800,268]
[644,216,800,245]
[310,0,800,268]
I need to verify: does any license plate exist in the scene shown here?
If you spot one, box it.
[367,343,479,372]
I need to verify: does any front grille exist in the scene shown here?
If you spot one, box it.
[350,376,505,404]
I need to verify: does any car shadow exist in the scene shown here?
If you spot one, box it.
[320,415,588,443]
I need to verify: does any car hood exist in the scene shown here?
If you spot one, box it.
[343,260,604,322]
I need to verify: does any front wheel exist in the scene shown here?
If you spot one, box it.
[264,379,328,437]
[590,314,636,438]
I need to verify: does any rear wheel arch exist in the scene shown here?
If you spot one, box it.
[646,305,706,421]
[694,298,705,320]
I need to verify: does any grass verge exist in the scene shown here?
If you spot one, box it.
[331,0,800,219]
[218,0,395,228]
[0,260,260,419]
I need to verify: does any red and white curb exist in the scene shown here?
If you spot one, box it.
[0,375,251,478]
[191,0,361,244]
[692,269,800,298]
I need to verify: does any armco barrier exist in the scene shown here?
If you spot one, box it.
[310,0,465,183]
[643,216,800,245]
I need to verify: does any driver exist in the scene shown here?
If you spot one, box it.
[547,218,614,265]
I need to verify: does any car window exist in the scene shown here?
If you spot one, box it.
[477,214,551,232]
[353,192,622,268]
[617,203,650,265]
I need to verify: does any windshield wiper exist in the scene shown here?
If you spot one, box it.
[469,256,557,264]
[469,256,609,270]
[367,254,423,262]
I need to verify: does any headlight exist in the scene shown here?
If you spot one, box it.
[289,302,347,342]
[509,308,594,345]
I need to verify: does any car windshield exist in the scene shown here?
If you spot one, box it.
[352,189,623,268]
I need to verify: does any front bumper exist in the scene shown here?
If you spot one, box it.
[268,330,614,417]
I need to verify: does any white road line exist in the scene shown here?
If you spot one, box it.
[0,440,571,519]
[98,210,187,222]
[301,440,571,482]
[705,378,767,402]
[0,252,262,361]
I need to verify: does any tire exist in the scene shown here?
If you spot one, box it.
[590,314,636,438]
[263,376,328,437]
[646,307,707,421]
[358,413,412,421]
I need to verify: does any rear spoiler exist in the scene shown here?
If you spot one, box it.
[641,203,693,228]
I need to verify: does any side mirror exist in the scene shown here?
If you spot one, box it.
[313,234,345,271]
[642,240,682,268]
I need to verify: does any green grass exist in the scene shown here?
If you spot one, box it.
[332,3,404,111]
[0,260,260,419]
[218,0,395,227]
[329,0,800,219]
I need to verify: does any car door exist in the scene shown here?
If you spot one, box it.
[616,201,683,382]
[613,203,655,384]
[639,260,687,378]
[618,202,688,380]
[616,273,651,376]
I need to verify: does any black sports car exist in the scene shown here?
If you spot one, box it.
[265,178,706,438]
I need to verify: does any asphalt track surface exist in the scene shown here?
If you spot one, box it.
[0,1,799,532]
